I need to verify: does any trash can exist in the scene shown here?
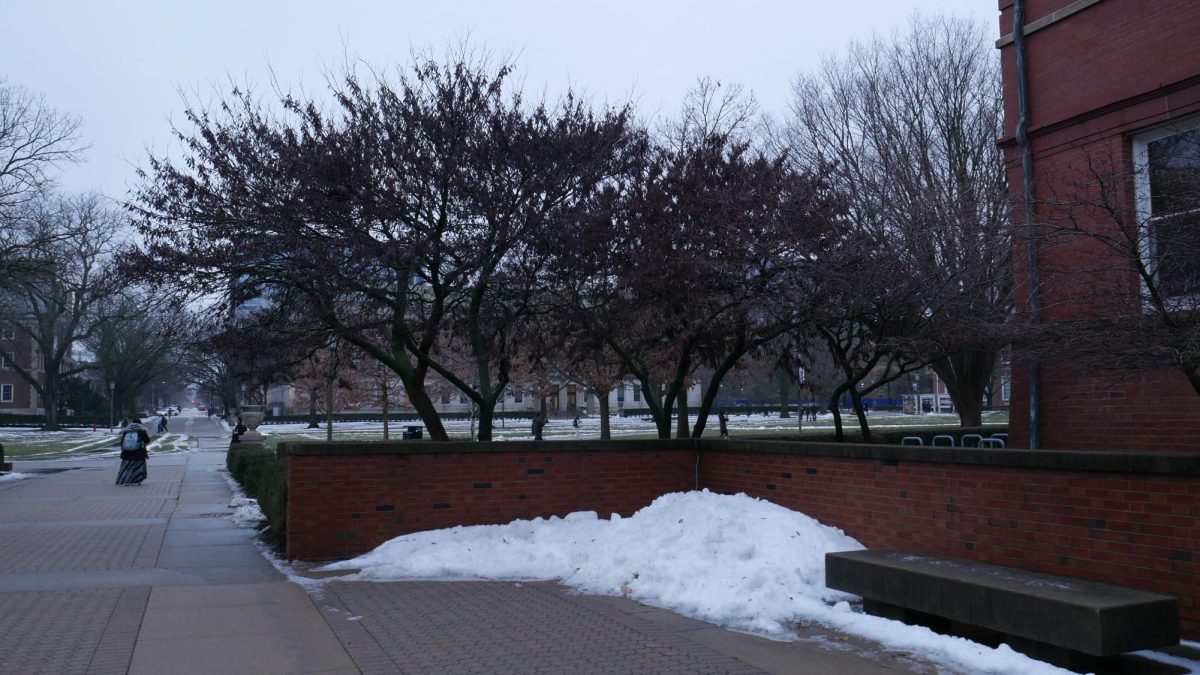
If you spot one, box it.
[403,425,423,440]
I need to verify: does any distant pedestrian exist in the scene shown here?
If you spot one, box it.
[718,412,729,438]
[572,414,580,428]
[116,418,151,486]
[232,416,247,443]
[157,415,168,434]
[532,413,548,441]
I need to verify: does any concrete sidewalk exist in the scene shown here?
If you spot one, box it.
[1,411,930,674]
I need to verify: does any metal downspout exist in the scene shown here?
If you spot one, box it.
[1013,0,1042,449]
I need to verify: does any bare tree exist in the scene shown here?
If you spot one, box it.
[0,193,124,429]
[787,13,1010,427]
[84,291,188,418]
[0,81,87,291]
[0,79,84,210]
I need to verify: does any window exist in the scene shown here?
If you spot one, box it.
[441,393,451,404]
[1135,118,1200,299]
[1001,376,1011,403]
[458,394,467,404]
[1,329,13,340]
[513,389,523,403]
[1,352,12,370]
[0,384,12,402]
[632,387,641,402]
[617,386,625,403]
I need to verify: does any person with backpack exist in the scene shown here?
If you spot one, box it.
[157,414,168,434]
[116,417,151,486]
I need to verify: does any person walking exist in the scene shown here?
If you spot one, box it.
[116,417,151,486]
[718,411,729,438]
[157,414,169,434]
[231,415,247,443]
[532,413,548,441]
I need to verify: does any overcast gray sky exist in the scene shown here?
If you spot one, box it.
[2,1,998,200]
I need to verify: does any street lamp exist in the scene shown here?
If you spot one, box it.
[108,382,115,431]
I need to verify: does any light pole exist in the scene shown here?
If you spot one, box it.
[108,382,115,431]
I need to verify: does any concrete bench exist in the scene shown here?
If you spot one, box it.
[826,549,1178,668]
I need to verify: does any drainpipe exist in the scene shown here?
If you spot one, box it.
[1013,0,1042,449]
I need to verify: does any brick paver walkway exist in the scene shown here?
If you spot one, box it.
[2,412,936,674]
[315,581,766,674]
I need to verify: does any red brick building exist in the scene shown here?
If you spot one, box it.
[0,325,45,414]
[1000,0,1200,450]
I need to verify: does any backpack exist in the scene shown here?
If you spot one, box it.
[121,430,143,452]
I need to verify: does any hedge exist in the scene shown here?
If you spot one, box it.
[226,442,287,546]
[0,413,113,427]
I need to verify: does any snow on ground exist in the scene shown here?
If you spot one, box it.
[229,495,266,528]
[0,472,34,482]
[321,490,1085,675]
[258,409,997,443]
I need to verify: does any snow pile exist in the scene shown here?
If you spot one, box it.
[230,495,266,527]
[0,472,33,482]
[324,490,1079,675]
[327,490,861,635]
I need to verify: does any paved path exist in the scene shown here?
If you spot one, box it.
[2,410,931,674]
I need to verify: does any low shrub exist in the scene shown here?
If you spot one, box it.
[0,413,114,428]
[226,443,287,545]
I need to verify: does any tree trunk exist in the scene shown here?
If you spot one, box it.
[850,389,872,443]
[307,387,320,429]
[676,387,689,439]
[41,370,60,431]
[402,376,448,440]
[477,398,497,441]
[828,392,844,442]
[597,389,611,440]
[325,377,334,442]
[930,349,996,428]
[381,384,389,440]
[796,383,803,434]
[778,375,790,418]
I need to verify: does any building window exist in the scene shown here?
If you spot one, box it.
[458,394,467,404]
[1135,118,1200,299]
[0,384,12,402]
[1,328,13,340]
[1,352,12,370]
[1001,376,1011,403]
[617,386,625,403]
[513,389,523,403]
[632,387,641,402]
[441,393,450,404]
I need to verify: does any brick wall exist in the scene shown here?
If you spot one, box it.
[285,439,1200,638]
[999,0,1200,452]
[700,441,1200,639]
[285,439,696,561]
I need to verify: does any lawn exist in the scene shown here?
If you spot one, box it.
[1,428,198,460]
[259,409,1009,450]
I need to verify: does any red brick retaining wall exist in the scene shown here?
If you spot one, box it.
[285,440,695,561]
[701,441,1200,640]
[282,438,1200,639]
